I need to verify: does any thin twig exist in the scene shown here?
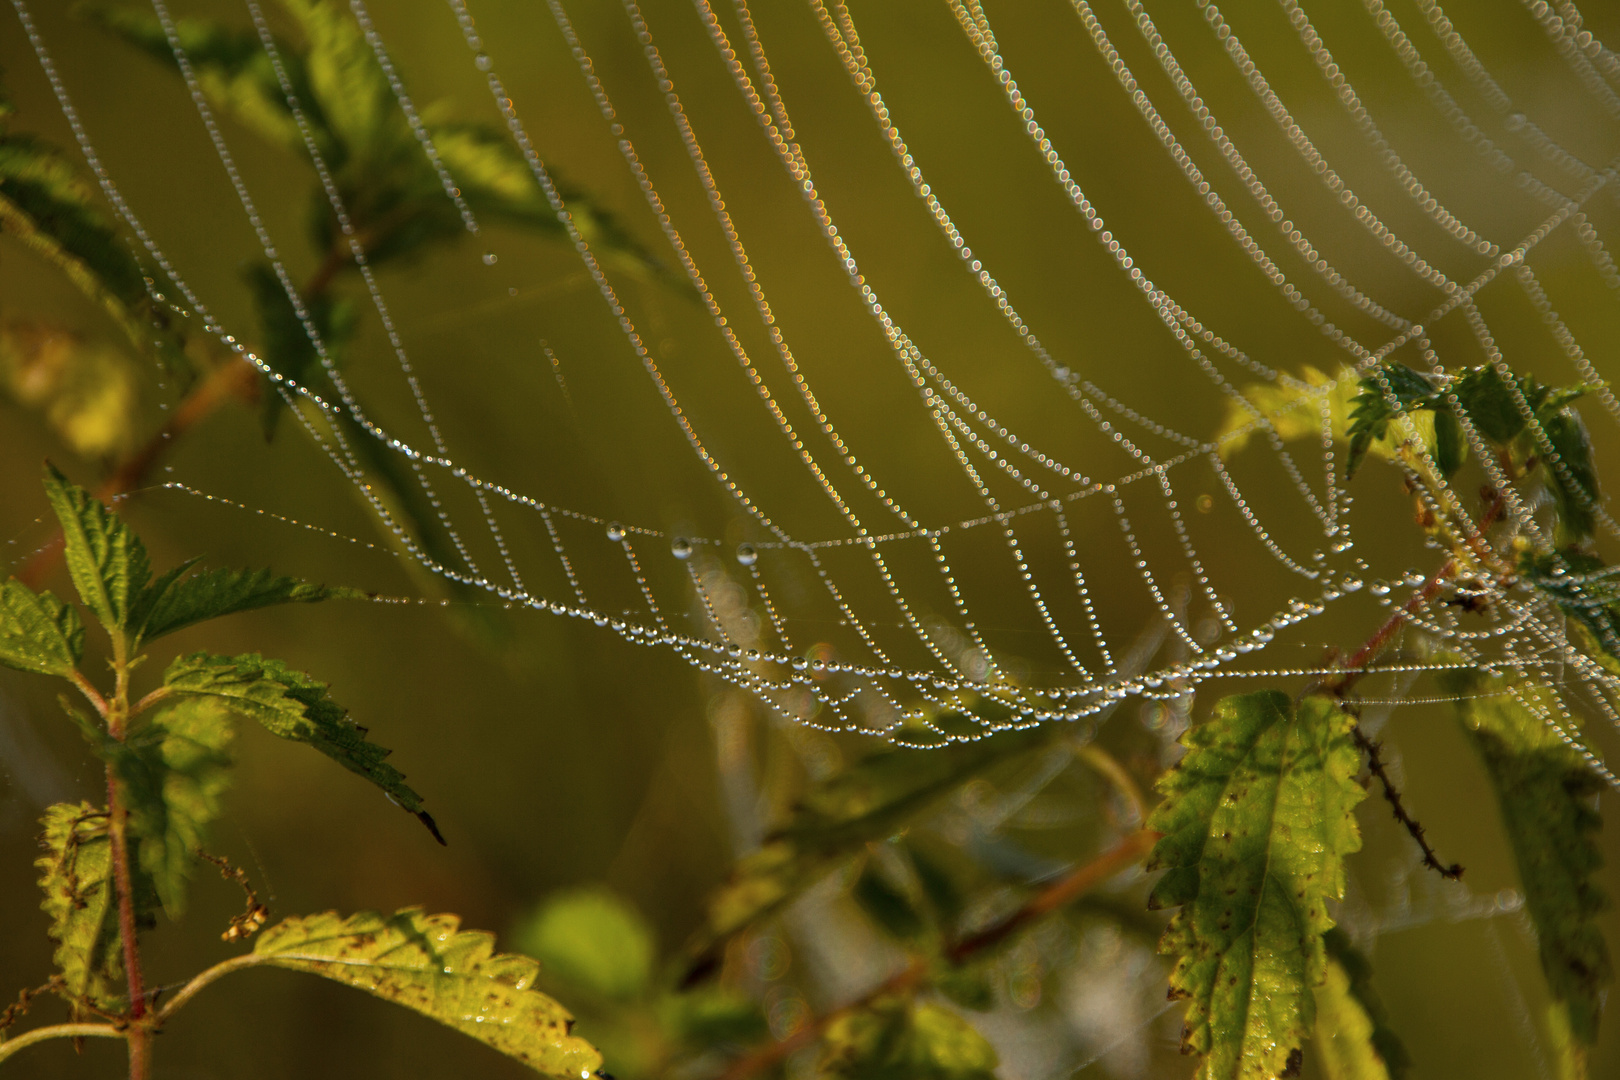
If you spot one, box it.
[0,1023,124,1064]
[0,977,63,1034]
[1351,721,1463,880]
[716,830,1158,1080]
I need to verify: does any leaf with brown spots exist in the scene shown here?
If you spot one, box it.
[1146,692,1365,1080]
[251,908,601,1077]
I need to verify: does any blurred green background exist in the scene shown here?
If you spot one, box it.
[4,1,1620,1077]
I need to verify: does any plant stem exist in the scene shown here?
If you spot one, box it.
[715,829,1158,1080]
[0,1023,124,1064]
[155,954,266,1023]
[104,636,153,1080]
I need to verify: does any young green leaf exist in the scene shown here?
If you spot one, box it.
[852,858,928,944]
[1439,669,1611,1050]
[1347,364,1441,478]
[133,564,362,646]
[1540,406,1601,546]
[35,801,123,1017]
[250,908,602,1078]
[42,462,151,634]
[1146,692,1365,1080]
[0,578,84,676]
[162,651,443,842]
[511,888,656,1003]
[818,1000,998,1080]
[115,698,235,918]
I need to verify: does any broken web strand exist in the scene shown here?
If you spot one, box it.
[241,0,525,593]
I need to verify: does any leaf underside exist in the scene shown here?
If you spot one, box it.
[1146,691,1365,1080]
[252,908,602,1077]
[163,651,442,842]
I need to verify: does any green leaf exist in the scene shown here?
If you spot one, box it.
[1346,363,1440,479]
[819,1000,998,1080]
[1439,669,1611,1048]
[82,4,312,156]
[685,730,1047,976]
[134,564,361,645]
[1145,692,1365,1080]
[0,578,84,676]
[1454,364,1531,444]
[852,857,928,944]
[162,651,442,842]
[511,888,655,1003]
[115,698,235,918]
[243,260,355,438]
[658,986,769,1048]
[1315,929,1409,1080]
[1540,406,1601,546]
[43,462,151,633]
[35,801,123,1017]
[251,908,602,1077]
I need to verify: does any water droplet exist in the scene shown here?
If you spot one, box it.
[1341,577,1363,592]
[1505,112,1527,131]
[1331,539,1353,553]
[791,656,809,671]
[1370,581,1391,596]
[475,52,494,71]
[671,536,693,559]
[606,522,625,542]
[736,542,758,566]
[482,251,498,266]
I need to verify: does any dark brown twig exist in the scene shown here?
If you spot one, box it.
[196,851,268,943]
[1350,721,1463,880]
[0,977,64,1033]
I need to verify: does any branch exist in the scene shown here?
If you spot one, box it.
[715,829,1158,1080]
[154,955,265,1023]
[1350,721,1463,880]
[0,1023,124,1064]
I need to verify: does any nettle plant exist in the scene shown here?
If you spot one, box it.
[0,466,605,1079]
[1,3,1615,1079]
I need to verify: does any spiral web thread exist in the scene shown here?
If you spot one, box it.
[9,0,1620,775]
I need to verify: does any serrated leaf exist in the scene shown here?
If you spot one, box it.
[43,462,151,633]
[1453,364,1531,444]
[1439,669,1611,1048]
[251,907,602,1077]
[0,577,84,676]
[1145,692,1365,1080]
[819,1000,998,1080]
[1346,364,1441,479]
[1315,929,1409,1080]
[35,801,123,1017]
[113,698,235,918]
[134,564,361,645]
[687,730,1047,973]
[512,888,655,1003]
[162,651,442,842]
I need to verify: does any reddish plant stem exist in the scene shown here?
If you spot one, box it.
[716,830,1159,1080]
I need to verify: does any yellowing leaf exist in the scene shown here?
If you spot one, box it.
[819,1000,998,1080]
[0,578,84,677]
[0,323,140,460]
[35,801,123,1017]
[251,908,602,1077]
[1216,365,1431,472]
[1146,692,1365,1080]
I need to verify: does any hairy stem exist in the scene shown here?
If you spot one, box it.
[104,636,153,1080]
[716,829,1158,1080]
[0,1023,124,1064]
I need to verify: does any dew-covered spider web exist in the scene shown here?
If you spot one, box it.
[10,0,1620,783]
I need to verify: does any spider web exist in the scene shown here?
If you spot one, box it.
[9,0,1620,775]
